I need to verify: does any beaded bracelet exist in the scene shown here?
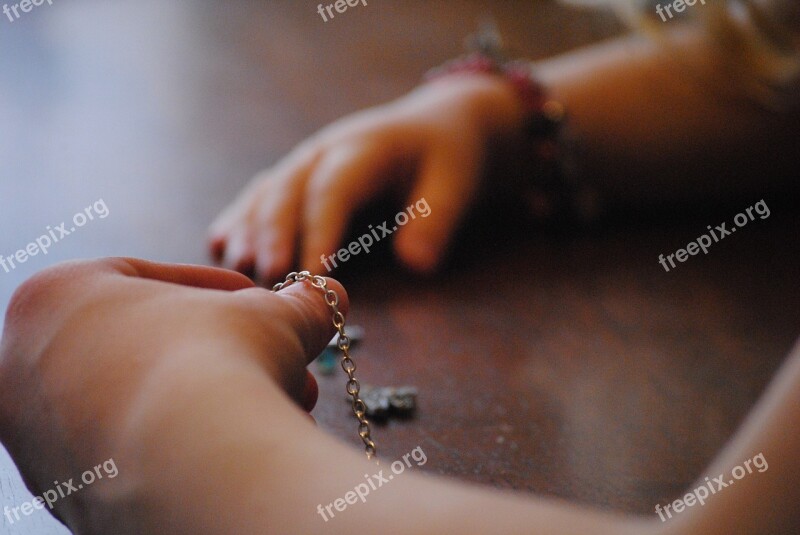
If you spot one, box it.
[423,25,597,222]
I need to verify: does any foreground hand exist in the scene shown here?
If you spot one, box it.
[0,258,344,533]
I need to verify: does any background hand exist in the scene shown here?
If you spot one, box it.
[208,74,524,281]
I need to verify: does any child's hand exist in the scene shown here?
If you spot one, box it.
[208,74,524,281]
[0,259,343,533]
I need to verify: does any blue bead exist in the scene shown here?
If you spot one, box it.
[316,347,338,375]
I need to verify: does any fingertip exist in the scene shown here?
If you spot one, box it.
[302,370,319,412]
[222,232,257,277]
[254,239,294,287]
[207,210,238,261]
[208,234,226,263]
[273,275,349,363]
[277,275,349,316]
[394,230,442,274]
[231,257,256,280]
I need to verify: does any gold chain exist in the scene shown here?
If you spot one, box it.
[272,271,377,460]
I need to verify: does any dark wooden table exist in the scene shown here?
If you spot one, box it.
[1,2,797,533]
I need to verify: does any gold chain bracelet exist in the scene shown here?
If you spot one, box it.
[272,271,377,460]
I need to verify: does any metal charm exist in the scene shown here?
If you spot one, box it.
[354,385,418,420]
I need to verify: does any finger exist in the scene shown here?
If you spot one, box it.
[1,259,256,354]
[208,143,319,273]
[230,276,347,408]
[208,235,226,263]
[109,258,256,291]
[253,203,297,285]
[208,175,270,262]
[394,135,483,273]
[207,194,251,262]
[252,156,318,283]
[300,142,396,271]
[271,276,350,367]
[221,225,257,276]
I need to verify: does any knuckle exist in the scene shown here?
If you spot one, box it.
[6,264,77,324]
[3,259,118,335]
[306,163,341,199]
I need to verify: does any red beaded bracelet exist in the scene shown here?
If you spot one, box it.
[424,52,564,139]
[424,51,581,220]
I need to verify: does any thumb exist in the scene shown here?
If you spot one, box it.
[271,275,350,367]
[394,137,484,273]
[233,275,350,411]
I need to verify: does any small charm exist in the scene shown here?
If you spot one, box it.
[351,385,418,420]
[316,325,365,375]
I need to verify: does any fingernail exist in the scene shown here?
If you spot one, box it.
[302,370,319,412]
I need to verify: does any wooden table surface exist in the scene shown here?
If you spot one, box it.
[1,2,797,533]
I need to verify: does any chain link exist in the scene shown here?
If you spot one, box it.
[272,271,377,460]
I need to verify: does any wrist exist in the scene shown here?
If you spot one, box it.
[423,48,565,138]
[421,72,529,137]
[421,38,602,222]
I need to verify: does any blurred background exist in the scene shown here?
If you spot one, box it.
[1,2,797,533]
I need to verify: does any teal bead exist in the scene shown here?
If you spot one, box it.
[316,347,338,375]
